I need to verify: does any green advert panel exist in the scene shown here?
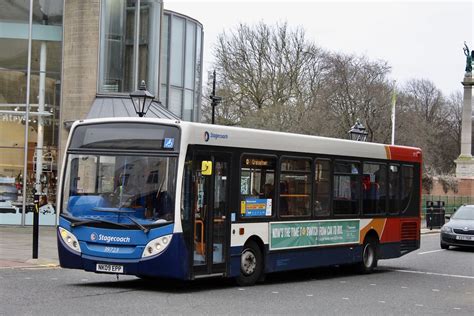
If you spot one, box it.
[270,220,360,250]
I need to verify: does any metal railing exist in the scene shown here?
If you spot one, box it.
[422,195,473,217]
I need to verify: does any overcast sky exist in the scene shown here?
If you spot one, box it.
[165,0,474,96]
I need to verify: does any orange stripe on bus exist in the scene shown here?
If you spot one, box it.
[360,218,386,242]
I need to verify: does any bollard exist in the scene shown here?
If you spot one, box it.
[32,193,39,259]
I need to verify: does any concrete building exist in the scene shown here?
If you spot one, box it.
[0,0,203,225]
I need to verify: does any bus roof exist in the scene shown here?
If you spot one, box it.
[70,117,422,163]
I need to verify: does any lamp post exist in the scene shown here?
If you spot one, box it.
[209,70,222,124]
[129,80,155,117]
[348,119,368,142]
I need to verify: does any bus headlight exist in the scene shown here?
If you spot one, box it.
[59,227,82,253]
[142,234,173,258]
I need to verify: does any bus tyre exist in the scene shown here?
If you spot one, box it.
[357,237,378,273]
[236,240,263,286]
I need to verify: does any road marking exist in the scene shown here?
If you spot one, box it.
[392,269,474,280]
[415,304,424,307]
[306,294,313,297]
[238,288,245,291]
[342,297,349,300]
[272,291,279,294]
[378,301,386,304]
[417,249,445,255]
[370,284,376,286]
[401,286,408,289]
[432,289,440,292]
[453,307,461,310]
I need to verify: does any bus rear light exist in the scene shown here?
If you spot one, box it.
[142,234,173,258]
[59,227,81,253]
[239,228,245,235]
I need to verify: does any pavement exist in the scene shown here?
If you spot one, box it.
[0,224,441,269]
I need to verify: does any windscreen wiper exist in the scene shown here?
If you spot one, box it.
[91,208,149,233]
[124,215,149,234]
[70,217,130,229]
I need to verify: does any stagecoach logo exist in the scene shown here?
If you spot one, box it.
[90,232,131,243]
[204,131,228,142]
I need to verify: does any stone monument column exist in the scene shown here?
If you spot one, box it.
[455,44,474,178]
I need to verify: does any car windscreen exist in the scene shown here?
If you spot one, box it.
[452,206,474,220]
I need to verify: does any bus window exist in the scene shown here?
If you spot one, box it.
[401,165,416,215]
[333,161,360,215]
[279,158,312,218]
[388,164,400,214]
[240,156,276,218]
[362,163,387,215]
[314,159,331,217]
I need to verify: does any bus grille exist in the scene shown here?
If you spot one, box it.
[400,221,419,254]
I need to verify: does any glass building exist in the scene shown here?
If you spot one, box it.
[0,0,203,226]
[0,0,63,225]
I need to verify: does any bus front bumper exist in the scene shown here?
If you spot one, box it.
[57,231,189,280]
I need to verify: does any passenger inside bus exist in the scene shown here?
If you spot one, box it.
[261,183,274,198]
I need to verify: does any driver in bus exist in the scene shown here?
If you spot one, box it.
[114,173,143,208]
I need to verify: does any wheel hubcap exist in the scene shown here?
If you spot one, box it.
[241,249,256,276]
[363,243,374,268]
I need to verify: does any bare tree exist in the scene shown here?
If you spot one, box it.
[208,22,327,131]
[320,53,392,142]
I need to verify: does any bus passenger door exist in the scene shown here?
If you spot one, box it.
[192,153,230,276]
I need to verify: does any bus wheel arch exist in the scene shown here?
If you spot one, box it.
[357,230,379,273]
[236,236,265,286]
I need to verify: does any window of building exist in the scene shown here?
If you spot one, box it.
[99,0,161,94]
[240,156,276,218]
[333,161,360,215]
[314,159,331,217]
[279,158,312,217]
[362,163,387,215]
[388,164,400,214]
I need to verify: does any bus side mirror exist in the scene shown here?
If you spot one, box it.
[201,161,212,176]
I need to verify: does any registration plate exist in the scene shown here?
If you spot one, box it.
[455,235,474,241]
[96,263,124,273]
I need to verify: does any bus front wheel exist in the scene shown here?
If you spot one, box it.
[357,237,378,273]
[236,240,263,286]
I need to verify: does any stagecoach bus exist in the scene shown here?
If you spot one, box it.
[58,117,421,285]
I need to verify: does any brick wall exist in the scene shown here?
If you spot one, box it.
[427,178,474,197]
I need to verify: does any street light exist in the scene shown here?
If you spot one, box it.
[129,80,155,117]
[348,119,368,141]
[209,70,222,124]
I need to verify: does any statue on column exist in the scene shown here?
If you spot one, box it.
[463,41,473,74]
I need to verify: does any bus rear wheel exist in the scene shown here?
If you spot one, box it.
[357,237,378,273]
[236,240,263,286]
